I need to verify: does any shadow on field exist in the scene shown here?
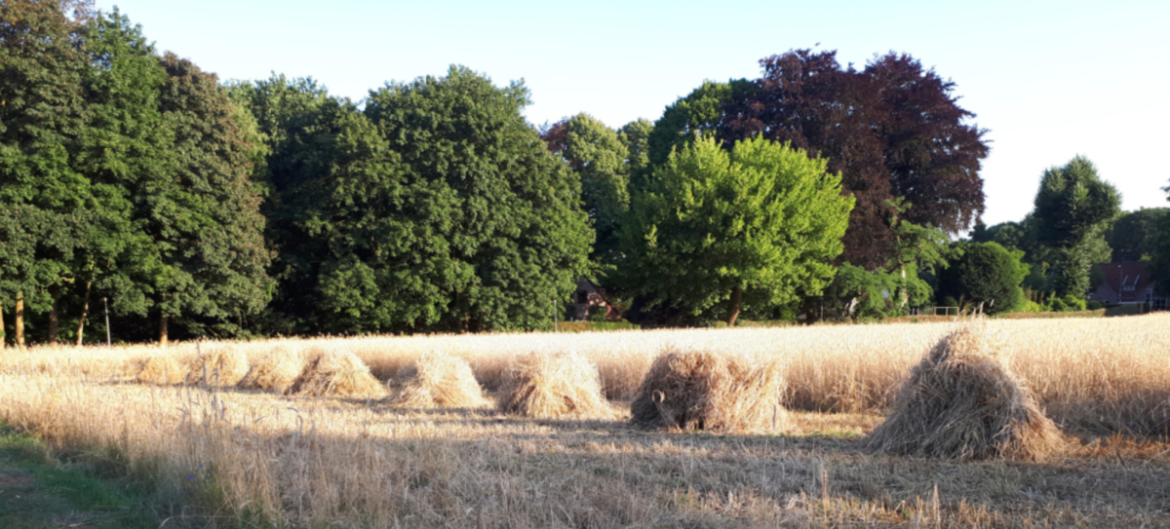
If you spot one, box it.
[236,418,1170,528]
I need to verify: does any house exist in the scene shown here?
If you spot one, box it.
[566,277,621,321]
[1089,262,1164,308]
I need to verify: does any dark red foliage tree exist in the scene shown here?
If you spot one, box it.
[723,50,988,269]
[539,119,574,164]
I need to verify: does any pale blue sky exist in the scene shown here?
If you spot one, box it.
[94,0,1170,227]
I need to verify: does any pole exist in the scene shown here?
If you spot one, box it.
[553,299,558,332]
[103,297,111,349]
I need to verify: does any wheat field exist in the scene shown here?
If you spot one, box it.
[1,314,1169,527]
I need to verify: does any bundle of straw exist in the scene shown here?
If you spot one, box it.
[631,349,785,433]
[865,322,1067,461]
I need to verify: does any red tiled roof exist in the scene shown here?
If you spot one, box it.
[1095,262,1157,302]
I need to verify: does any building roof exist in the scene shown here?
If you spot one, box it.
[1093,262,1157,302]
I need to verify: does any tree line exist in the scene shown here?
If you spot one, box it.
[2,2,1167,346]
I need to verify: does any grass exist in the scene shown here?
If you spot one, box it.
[1,313,1169,527]
[0,422,160,529]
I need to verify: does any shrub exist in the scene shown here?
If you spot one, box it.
[937,242,1028,315]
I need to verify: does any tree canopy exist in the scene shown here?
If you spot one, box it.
[618,135,853,325]
[937,242,1028,315]
[1,4,272,346]
[721,50,989,269]
[1031,156,1120,297]
[541,113,631,266]
[1107,208,1167,262]
[237,67,593,334]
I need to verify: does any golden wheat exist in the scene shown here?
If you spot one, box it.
[2,314,1170,526]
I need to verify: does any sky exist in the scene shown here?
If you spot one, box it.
[94,0,1170,227]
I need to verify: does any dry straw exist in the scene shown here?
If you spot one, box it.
[865,321,1067,461]
[631,349,785,433]
[240,346,306,394]
[498,351,609,418]
[387,352,490,409]
[288,348,387,398]
[186,347,250,387]
[135,355,189,385]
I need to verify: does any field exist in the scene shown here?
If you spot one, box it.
[1,314,1169,527]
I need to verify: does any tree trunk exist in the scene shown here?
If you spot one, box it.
[15,291,25,351]
[727,286,743,326]
[76,280,91,346]
[159,313,169,348]
[48,285,61,346]
[899,264,909,309]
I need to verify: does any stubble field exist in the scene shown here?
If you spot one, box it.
[1,314,1169,528]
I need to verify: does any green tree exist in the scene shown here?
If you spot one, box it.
[1032,156,1121,297]
[0,0,94,347]
[228,75,348,334]
[642,80,755,189]
[251,66,591,333]
[362,67,592,332]
[937,242,1028,315]
[885,197,951,310]
[619,118,653,182]
[619,135,853,325]
[141,53,273,343]
[1152,184,1170,296]
[68,9,174,344]
[1107,208,1168,262]
[543,113,630,265]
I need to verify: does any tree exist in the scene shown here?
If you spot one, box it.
[974,220,1030,252]
[936,242,1028,315]
[645,80,756,174]
[68,9,175,344]
[1107,208,1168,262]
[885,198,951,310]
[820,263,901,321]
[618,135,853,325]
[541,113,631,264]
[1031,156,1120,297]
[1151,184,1170,296]
[619,118,653,183]
[248,66,592,333]
[361,66,592,332]
[140,53,273,343]
[722,50,989,269]
[0,0,98,347]
[228,75,348,334]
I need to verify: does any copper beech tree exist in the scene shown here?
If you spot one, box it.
[722,50,989,270]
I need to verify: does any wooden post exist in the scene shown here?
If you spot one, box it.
[159,313,169,348]
[103,297,111,349]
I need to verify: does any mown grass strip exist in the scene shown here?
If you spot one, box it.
[0,422,160,529]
